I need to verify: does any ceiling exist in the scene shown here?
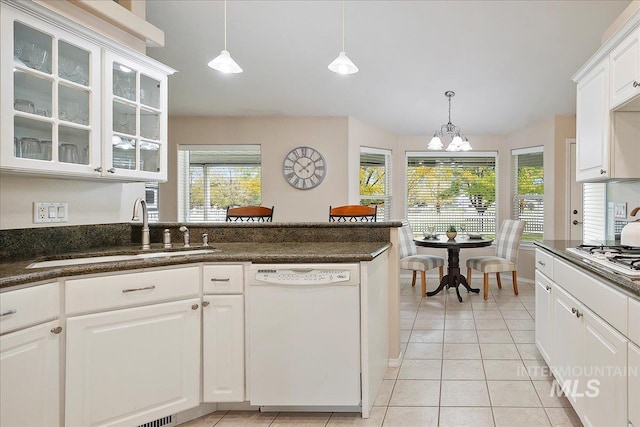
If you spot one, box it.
[145,0,631,136]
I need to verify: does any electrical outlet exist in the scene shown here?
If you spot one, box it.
[614,202,627,219]
[33,202,68,223]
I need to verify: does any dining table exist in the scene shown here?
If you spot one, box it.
[414,235,493,302]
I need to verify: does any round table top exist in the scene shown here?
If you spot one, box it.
[414,235,493,249]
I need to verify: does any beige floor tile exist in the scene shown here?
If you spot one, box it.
[445,319,477,330]
[178,412,226,427]
[215,411,278,426]
[415,310,445,321]
[374,379,395,406]
[400,301,421,310]
[438,406,495,427]
[398,359,442,380]
[404,343,443,359]
[471,302,500,311]
[488,380,543,407]
[445,310,474,319]
[493,407,550,427]
[400,310,417,329]
[507,319,536,331]
[544,407,583,427]
[502,310,533,320]
[400,329,412,343]
[389,380,441,406]
[511,330,536,344]
[384,367,400,380]
[474,318,508,330]
[483,359,530,380]
[444,329,479,343]
[413,318,445,329]
[517,343,545,360]
[441,359,485,380]
[473,310,504,320]
[270,412,331,426]
[443,343,482,359]
[533,380,573,408]
[480,343,521,359]
[327,407,386,426]
[477,330,514,344]
[523,360,553,380]
[382,406,439,427]
[496,301,527,311]
[409,329,444,343]
[440,380,490,406]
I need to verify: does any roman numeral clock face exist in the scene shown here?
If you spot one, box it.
[282,146,326,190]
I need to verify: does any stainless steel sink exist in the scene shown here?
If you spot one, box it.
[27,249,217,269]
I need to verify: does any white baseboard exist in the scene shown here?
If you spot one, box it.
[173,403,218,425]
[388,351,403,367]
[259,405,362,413]
[217,401,260,411]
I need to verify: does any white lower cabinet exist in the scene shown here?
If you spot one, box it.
[202,295,245,402]
[65,298,201,427]
[630,342,640,427]
[553,284,628,426]
[0,319,62,427]
[534,270,553,365]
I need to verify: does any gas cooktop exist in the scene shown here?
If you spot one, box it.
[566,245,640,280]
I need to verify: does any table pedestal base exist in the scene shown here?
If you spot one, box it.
[425,246,479,302]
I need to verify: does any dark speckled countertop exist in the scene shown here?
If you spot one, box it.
[534,240,640,299]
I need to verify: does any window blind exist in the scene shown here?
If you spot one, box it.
[406,152,498,236]
[360,147,392,221]
[582,182,606,243]
[512,146,544,241]
[177,145,262,222]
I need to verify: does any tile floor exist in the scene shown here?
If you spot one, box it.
[181,276,583,426]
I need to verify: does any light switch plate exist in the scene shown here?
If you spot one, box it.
[614,202,627,219]
[34,202,68,223]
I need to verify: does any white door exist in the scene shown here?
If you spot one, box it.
[534,271,553,365]
[65,299,200,427]
[202,295,244,402]
[0,320,61,427]
[582,308,628,427]
[629,342,640,427]
[568,141,583,241]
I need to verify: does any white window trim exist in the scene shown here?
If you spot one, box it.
[360,146,392,221]
[512,145,544,245]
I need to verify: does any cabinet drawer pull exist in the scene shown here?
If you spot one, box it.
[576,310,583,318]
[122,285,156,293]
[537,260,545,266]
[107,168,116,174]
[634,81,639,88]
[545,286,551,292]
[51,326,63,334]
[571,307,577,315]
[600,169,607,175]
[94,166,103,173]
[0,309,17,317]
[210,278,230,282]
[202,301,210,307]
[191,304,199,310]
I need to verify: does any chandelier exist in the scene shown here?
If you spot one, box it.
[427,91,472,151]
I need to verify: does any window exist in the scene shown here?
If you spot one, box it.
[178,145,262,222]
[512,147,544,241]
[360,147,392,221]
[406,152,497,236]
[583,182,606,243]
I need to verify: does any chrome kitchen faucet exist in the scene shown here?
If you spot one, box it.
[132,197,150,250]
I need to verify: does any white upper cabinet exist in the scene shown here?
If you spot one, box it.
[576,59,611,182]
[610,27,640,110]
[0,2,174,182]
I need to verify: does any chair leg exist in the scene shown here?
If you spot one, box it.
[483,273,489,300]
[421,271,427,297]
[496,272,502,289]
[512,271,519,295]
[467,267,472,286]
[411,271,417,287]
[439,266,444,281]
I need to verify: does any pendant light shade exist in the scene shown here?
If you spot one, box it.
[208,50,243,74]
[328,51,359,75]
[329,1,358,75]
[208,0,243,74]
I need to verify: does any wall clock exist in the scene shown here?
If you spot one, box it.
[282,146,326,190]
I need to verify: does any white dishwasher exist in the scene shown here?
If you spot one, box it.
[248,263,361,407]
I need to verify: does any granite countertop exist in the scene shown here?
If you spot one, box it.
[534,240,640,298]
[0,241,390,290]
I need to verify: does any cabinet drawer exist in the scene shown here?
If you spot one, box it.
[65,266,200,315]
[554,258,627,334]
[0,283,59,334]
[203,264,244,294]
[535,249,554,279]
[630,298,640,346]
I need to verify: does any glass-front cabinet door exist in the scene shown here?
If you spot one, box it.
[103,52,168,181]
[0,6,101,177]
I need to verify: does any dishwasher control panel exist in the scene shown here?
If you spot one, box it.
[255,269,351,285]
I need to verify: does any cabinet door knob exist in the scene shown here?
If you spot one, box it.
[202,301,210,307]
[538,260,546,266]
[634,81,639,88]
[545,286,551,291]
[51,326,63,334]
[571,307,577,315]
[576,310,583,318]
[600,169,607,175]
[94,167,103,173]
[191,304,199,310]
[107,168,116,174]
[573,220,582,225]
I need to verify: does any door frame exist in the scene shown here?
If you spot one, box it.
[565,138,580,240]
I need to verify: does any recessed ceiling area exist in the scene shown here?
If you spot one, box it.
[145,0,631,136]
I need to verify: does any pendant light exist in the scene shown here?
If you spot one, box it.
[208,0,243,74]
[328,1,359,75]
[428,91,472,151]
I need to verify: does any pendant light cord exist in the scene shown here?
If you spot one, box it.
[224,0,228,50]
[342,0,345,51]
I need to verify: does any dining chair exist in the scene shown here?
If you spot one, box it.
[398,221,444,297]
[225,206,274,222]
[329,205,377,222]
[466,219,525,300]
